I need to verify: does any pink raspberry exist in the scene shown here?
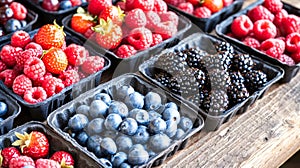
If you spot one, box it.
[10,31,31,49]
[59,70,80,87]
[260,38,285,58]
[81,56,105,75]
[115,45,137,58]
[247,5,274,22]
[291,50,300,64]
[278,54,295,66]
[242,37,260,49]
[285,32,300,53]
[253,19,277,41]
[0,69,18,88]
[16,49,39,68]
[177,2,194,14]
[33,72,52,87]
[231,15,253,39]
[263,0,283,14]
[25,42,43,57]
[159,11,179,26]
[23,57,46,81]
[193,6,212,18]
[273,9,288,27]
[145,11,161,30]
[0,45,22,67]
[64,44,89,66]
[42,77,65,97]
[12,74,32,96]
[280,14,300,36]
[153,0,167,13]
[23,87,47,104]
[0,60,7,72]
[151,33,163,47]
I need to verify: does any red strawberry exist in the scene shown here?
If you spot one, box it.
[42,47,68,74]
[247,5,274,22]
[99,5,125,26]
[81,56,105,75]
[0,147,20,167]
[12,131,49,159]
[64,43,89,66]
[35,21,66,50]
[231,15,253,39]
[10,2,27,20]
[87,0,112,15]
[177,2,194,14]
[71,8,97,35]
[23,57,46,81]
[159,11,179,26]
[12,74,32,96]
[154,21,177,40]
[145,11,161,30]
[153,0,167,13]
[50,151,74,167]
[133,0,154,11]
[201,0,223,13]
[0,60,7,72]
[59,69,80,87]
[42,77,65,97]
[194,6,212,18]
[35,159,60,168]
[124,8,147,29]
[23,87,47,104]
[0,69,18,88]
[285,32,300,53]
[280,14,300,36]
[127,27,153,50]
[115,44,137,58]
[263,0,283,14]
[260,38,285,58]
[10,30,31,49]
[8,156,35,168]
[0,45,22,67]
[25,42,43,57]
[93,19,123,50]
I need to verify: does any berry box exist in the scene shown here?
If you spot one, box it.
[0,121,102,167]
[0,29,111,121]
[166,0,244,32]
[47,74,204,167]
[216,0,300,83]
[139,33,284,131]
[0,89,20,135]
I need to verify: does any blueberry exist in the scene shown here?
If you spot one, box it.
[119,118,138,136]
[59,0,72,10]
[81,0,87,3]
[63,127,76,138]
[0,118,3,122]
[148,110,162,121]
[178,116,193,132]
[129,144,145,152]
[20,20,27,27]
[148,150,156,158]
[108,101,128,118]
[0,101,8,117]
[124,92,144,109]
[100,137,117,155]
[75,131,89,146]
[116,85,134,100]
[87,118,105,135]
[104,113,122,131]
[132,125,149,144]
[87,135,102,153]
[111,152,127,167]
[148,118,166,134]
[68,114,89,132]
[128,148,149,165]
[4,18,21,33]
[89,99,108,118]
[101,130,118,139]
[76,104,90,116]
[129,109,149,125]
[149,133,171,152]
[173,128,185,140]
[165,120,177,138]
[120,163,131,168]
[99,158,112,168]
[164,102,178,110]
[94,93,112,106]
[162,108,180,124]
[144,92,162,110]
[116,135,133,153]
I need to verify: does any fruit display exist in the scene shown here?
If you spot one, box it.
[40,0,86,11]
[0,101,8,122]
[48,74,204,167]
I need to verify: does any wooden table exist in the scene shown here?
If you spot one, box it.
[158,0,300,167]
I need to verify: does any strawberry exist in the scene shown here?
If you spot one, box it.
[50,151,74,168]
[201,0,223,13]
[0,147,20,167]
[64,43,89,66]
[81,56,105,75]
[8,156,35,168]
[35,159,60,168]
[93,18,123,50]
[87,0,112,15]
[12,131,49,159]
[35,21,66,50]
[42,47,68,74]
[127,27,153,50]
[99,5,125,26]
[71,7,97,35]
[133,0,154,11]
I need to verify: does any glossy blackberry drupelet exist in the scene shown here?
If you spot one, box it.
[227,82,249,105]
[155,52,188,75]
[203,52,232,71]
[193,68,207,90]
[184,48,207,69]
[232,53,254,74]
[243,70,268,93]
[207,68,231,90]
[214,41,234,55]
[229,71,245,84]
[153,72,172,88]
[186,89,209,108]
[203,89,229,115]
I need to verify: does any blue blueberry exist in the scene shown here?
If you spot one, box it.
[148,118,166,134]
[94,93,112,106]
[76,104,90,116]
[116,135,133,153]
[68,114,89,132]
[87,118,105,135]
[0,101,8,117]
[108,101,128,118]
[116,85,134,100]
[100,137,117,155]
[129,144,145,152]
[101,130,118,139]
[165,120,177,138]
[5,19,21,33]
[149,133,171,152]
[128,148,149,165]
[0,118,3,122]
[59,0,72,10]
[173,128,185,140]
[120,163,131,168]
[111,152,127,167]
[144,92,162,110]
[129,109,149,125]
[164,102,178,110]
[162,108,181,124]
[81,0,87,3]
[63,127,76,138]
[119,118,138,136]
[20,20,27,27]
[148,110,162,121]
[99,158,112,168]
[75,131,89,146]
[89,99,108,118]
[124,92,144,109]
[147,150,156,158]
[132,125,149,144]
[178,116,193,132]
[104,113,122,131]
[87,135,102,153]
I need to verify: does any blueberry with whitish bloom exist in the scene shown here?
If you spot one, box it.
[128,148,149,165]
[116,85,135,100]
[148,110,162,121]
[99,158,112,168]
[101,137,117,155]
[111,152,127,167]
[0,101,8,117]
[68,113,89,132]
[148,133,171,153]
[108,101,129,118]
[129,144,145,152]
[144,92,162,110]
[119,118,138,136]
[178,116,193,132]
[162,107,181,124]
[104,113,123,131]
[129,109,149,125]
[89,99,108,118]
[75,131,89,146]
[101,130,119,139]
[124,92,144,109]
[76,104,90,116]
[87,118,105,135]
[148,117,167,134]
[94,93,112,106]
[120,163,131,168]
[132,125,150,144]
[165,120,177,138]
[173,128,185,140]
[164,102,178,110]
[59,0,72,10]
[87,135,102,157]
[116,135,133,153]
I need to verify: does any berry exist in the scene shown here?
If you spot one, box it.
[124,91,144,109]
[35,159,60,168]
[243,70,267,92]
[260,38,285,58]
[148,117,167,134]
[16,49,38,68]
[177,2,194,14]
[59,0,72,10]
[59,69,80,87]
[194,6,212,18]
[273,9,288,27]
[247,5,274,22]
[0,69,17,88]
[50,151,74,167]
[285,32,300,53]
[42,77,64,97]
[33,72,52,87]
[64,43,89,66]
[154,21,177,40]
[10,2,27,20]
[75,131,89,146]
[253,19,277,41]
[124,8,147,29]
[127,27,153,50]
[25,42,43,57]
[11,30,31,48]
[4,18,21,33]
[278,54,295,66]
[164,0,185,6]
[187,0,201,6]
[0,60,7,72]
[163,107,181,124]
[99,5,125,26]
[42,47,68,74]
[12,74,32,96]
[159,11,179,26]
[153,0,167,13]
[81,56,105,75]
[23,87,47,104]
[115,44,137,58]
[0,45,22,67]
[222,0,233,7]
[70,0,82,6]
[8,156,35,168]
[202,0,223,13]
[280,14,300,36]
[127,147,149,165]
[116,135,133,153]
[111,152,127,167]
[119,118,138,136]
[87,118,105,135]
[0,147,20,167]
[87,0,112,16]
[23,57,46,81]
[42,0,59,11]
[148,133,171,152]
[242,37,260,49]
[178,116,193,132]
[129,109,149,125]
[68,114,89,132]
[145,11,161,30]
[151,33,163,47]
[231,15,253,38]
[0,5,13,25]
[71,8,96,35]
[133,0,154,11]
[263,0,283,14]
[291,50,300,63]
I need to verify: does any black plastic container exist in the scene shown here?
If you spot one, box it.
[0,29,111,121]
[62,9,192,77]
[216,0,300,83]
[0,89,21,135]
[166,0,244,32]
[47,74,204,168]
[139,33,284,131]
[0,121,102,167]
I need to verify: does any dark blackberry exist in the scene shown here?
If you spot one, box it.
[187,89,209,108]
[228,82,250,105]
[154,72,172,88]
[155,52,188,75]
[207,69,231,90]
[184,48,207,69]
[203,52,232,71]
[202,89,229,115]
[232,53,254,73]
[193,68,206,90]
[243,70,268,93]
[214,41,234,54]
[229,71,245,84]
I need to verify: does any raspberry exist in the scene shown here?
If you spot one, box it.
[66,65,79,71]
[78,71,86,79]
[127,27,153,50]
[154,21,177,40]
[115,44,137,58]
[70,0,82,6]
[16,49,39,68]
[164,0,185,6]
[242,37,260,49]
[0,60,7,72]
[145,11,161,30]
[81,56,105,75]
[273,9,288,27]
[159,11,179,26]
[0,45,22,67]
[253,19,277,41]
[12,74,32,96]
[64,44,89,66]
[247,5,274,22]
[291,50,300,63]
[0,69,17,88]
[25,42,43,57]
[177,2,194,14]
[260,38,285,58]
[33,72,52,87]
[23,57,46,81]
[10,2,27,20]
[24,87,47,104]
[231,15,253,38]
[10,31,31,49]
[59,70,80,87]
[280,14,300,36]
[151,33,163,47]
[124,8,147,29]
[42,77,65,97]
[263,0,283,14]
[153,0,167,13]
[278,54,295,66]
[285,32,300,53]
[193,6,212,18]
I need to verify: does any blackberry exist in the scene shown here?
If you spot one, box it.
[203,52,232,71]
[229,71,245,84]
[154,72,172,88]
[184,48,207,69]
[187,89,209,108]
[232,53,254,73]
[155,52,188,75]
[207,69,231,90]
[243,70,268,93]
[193,68,206,90]
[228,82,249,105]
[214,41,234,54]
[203,89,229,115]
